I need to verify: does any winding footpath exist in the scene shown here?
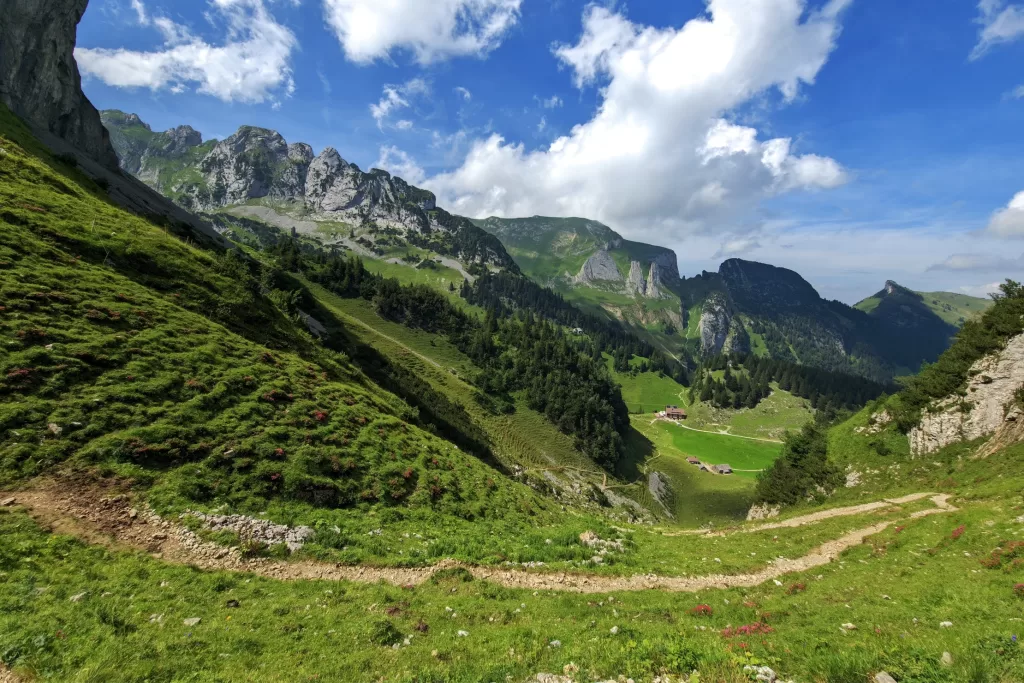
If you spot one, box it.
[0,483,957,595]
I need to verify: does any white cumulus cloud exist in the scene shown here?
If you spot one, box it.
[985,191,1024,238]
[375,145,426,185]
[928,252,1024,271]
[972,0,1024,59]
[322,0,522,64]
[424,0,851,239]
[370,78,430,130]
[76,0,296,105]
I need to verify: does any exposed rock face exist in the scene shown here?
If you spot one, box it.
[185,127,297,206]
[698,292,732,356]
[626,260,647,296]
[909,333,1024,456]
[576,250,623,284]
[650,251,680,282]
[102,111,512,267]
[0,0,120,169]
[746,503,781,521]
[647,262,667,298]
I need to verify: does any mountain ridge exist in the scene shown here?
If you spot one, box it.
[100,110,517,272]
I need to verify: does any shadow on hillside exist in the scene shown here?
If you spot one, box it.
[616,426,654,482]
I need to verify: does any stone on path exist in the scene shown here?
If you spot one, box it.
[0,498,15,507]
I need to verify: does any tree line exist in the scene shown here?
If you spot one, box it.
[269,242,632,467]
[689,353,893,412]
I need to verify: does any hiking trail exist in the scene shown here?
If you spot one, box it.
[0,482,957,595]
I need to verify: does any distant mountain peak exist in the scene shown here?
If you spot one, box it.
[882,280,916,297]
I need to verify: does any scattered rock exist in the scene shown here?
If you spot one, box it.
[181,510,314,552]
[128,508,138,520]
[940,652,953,667]
[746,503,781,521]
[841,623,857,631]
[456,630,469,637]
[744,665,777,682]
[0,497,16,507]
[549,640,561,648]
[183,618,201,627]
[47,423,62,436]
[874,673,898,683]
[149,614,164,624]
[939,621,953,628]
[578,531,624,553]
[225,600,240,609]
[69,592,87,603]
[845,470,862,488]
[610,626,619,635]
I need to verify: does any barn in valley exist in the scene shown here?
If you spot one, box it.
[665,405,687,420]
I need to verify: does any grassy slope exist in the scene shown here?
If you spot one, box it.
[5,432,1024,681]
[4,108,1024,682]
[0,105,626,567]
[307,289,599,475]
[856,290,992,327]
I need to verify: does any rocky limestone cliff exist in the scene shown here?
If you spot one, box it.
[698,292,732,356]
[648,262,668,298]
[576,250,623,284]
[626,261,647,296]
[102,111,511,267]
[1,0,226,248]
[0,0,120,169]
[909,333,1024,456]
[650,251,680,282]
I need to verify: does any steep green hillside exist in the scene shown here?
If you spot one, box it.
[474,216,689,360]
[855,281,992,328]
[471,216,619,282]
[0,104,631,564]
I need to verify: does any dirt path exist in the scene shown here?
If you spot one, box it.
[332,306,444,370]
[652,418,783,444]
[0,483,957,595]
[659,492,949,537]
[0,666,18,683]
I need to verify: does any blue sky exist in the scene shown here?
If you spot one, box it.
[76,0,1024,303]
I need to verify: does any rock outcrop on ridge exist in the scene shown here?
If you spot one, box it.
[0,0,120,169]
[910,333,1024,456]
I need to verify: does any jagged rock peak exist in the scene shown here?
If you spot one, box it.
[288,142,314,165]
[648,262,666,298]
[0,0,120,169]
[627,261,647,296]
[698,292,732,356]
[168,125,202,147]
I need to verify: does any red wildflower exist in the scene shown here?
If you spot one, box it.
[951,525,966,540]
[313,410,328,422]
[690,604,714,616]
[1014,583,1024,598]
[787,582,806,595]
[274,448,285,457]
